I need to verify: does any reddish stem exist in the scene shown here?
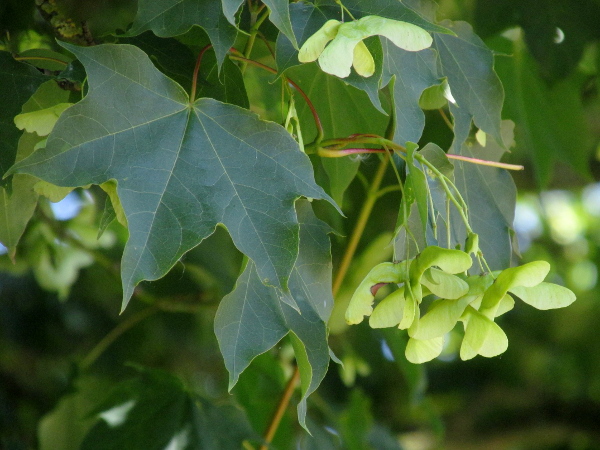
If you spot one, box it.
[190,44,213,103]
[228,54,324,143]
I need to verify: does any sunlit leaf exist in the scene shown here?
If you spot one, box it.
[509,282,576,310]
[405,336,444,364]
[369,287,405,328]
[14,103,72,136]
[421,268,469,299]
[460,306,508,360]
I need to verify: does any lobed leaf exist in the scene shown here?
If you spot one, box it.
[433,21,504,151]
[8,43,335,311]
[214,201,333,430]
[80,367,255,449]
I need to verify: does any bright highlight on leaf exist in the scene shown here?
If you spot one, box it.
[299,15,433,78]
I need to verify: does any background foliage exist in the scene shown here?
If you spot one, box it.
[1,0,600,449]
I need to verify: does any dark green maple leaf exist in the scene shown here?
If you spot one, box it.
[452,121,518,270]
[0,51,48,176]
[127,0,237,67]
[381,44,439,145]
[214,200,333,429]
[8,43,335,311]
[342,0,451,34]
[433,21,504,151]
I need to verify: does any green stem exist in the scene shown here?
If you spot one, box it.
[375,185,401,199]
[241,6,270,74]
[332,154,390,297]
[415,154,473,234]
[438,108,453,130]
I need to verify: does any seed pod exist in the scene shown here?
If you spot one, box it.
[345,261,409,325]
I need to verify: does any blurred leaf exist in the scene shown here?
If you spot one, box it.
[492,34,593,186]
[0,80,70,256]
[475,0,600,80]
[38,377,112,450]
[339,389,374,450]
[0,51,48,175]
[0,133,41,258]
[18,48,71,71]
[80,367,255,449]
[215,200,333,429]
[232,352,293,449]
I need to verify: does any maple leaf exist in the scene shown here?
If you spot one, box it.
[8,43,336,311]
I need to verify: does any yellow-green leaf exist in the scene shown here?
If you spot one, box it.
[369,287,405,328]
[405,336,443,364]
[298,19,341,63]
[14,103,72,136]
[509,282,576,310]
[421,268,469,299]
